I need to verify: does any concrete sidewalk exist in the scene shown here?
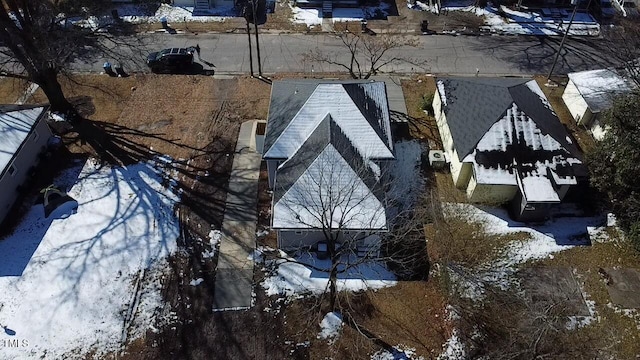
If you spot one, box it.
[213,120,262,311]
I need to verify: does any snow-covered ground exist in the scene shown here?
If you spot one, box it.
[409,0,600,35]
[61,3,236,30]
[437,330,465,360]
[116,3,236,23]
[290,6,323,26]
[318,311,343,342]
[445,204,607,267]
[0,158,179,359]
[257,248,397,299]
[290,2,391,26]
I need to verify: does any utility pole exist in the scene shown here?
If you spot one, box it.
[252,0,263,77]
[244,6,254,77]
[547,0,591,80]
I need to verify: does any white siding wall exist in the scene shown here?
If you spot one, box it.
[433,91,472,189]
[562,80,591,125]
[266,159,282,189]
[0,119,52,224]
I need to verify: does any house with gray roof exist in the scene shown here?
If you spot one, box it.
[263,80,394,251]
[0,105,53,225]
[433,77,586,222]
[562,69,636,140]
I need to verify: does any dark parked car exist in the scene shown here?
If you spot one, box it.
[147,48,194,73]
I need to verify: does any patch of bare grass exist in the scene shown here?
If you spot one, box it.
[263,2,314,32]
[401,75,441,144]
[434,172,466,203]
[277,281,449,359]
[428,203,524,268]
[0,77,30,103]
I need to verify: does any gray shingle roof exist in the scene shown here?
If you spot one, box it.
[436,77,581,161]
[273,114,384,205]
[263,80,392,159]
[263,81,318,157]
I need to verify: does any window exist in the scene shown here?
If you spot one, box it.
[32,130,39,142]
[294,230,306,235]
[7,164,17,176]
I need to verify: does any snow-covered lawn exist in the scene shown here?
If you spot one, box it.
[441,204,609,296]
[409,0,600,35]
[62,3,236,30]
[480,6,600,36]
[116,3,236,24]
[0,158,179,359]
[290,2,391,26]
[290,6,323,26]
[257,248,397,299]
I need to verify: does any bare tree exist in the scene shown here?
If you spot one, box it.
[302,30,426,79]
[0,0,142,116]
[273,143,386,310]
[601,19,640,87]
[271,128,428,313]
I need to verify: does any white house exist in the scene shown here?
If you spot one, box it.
[433,77,586,222]
[0,105,53,225]
[263,81,395,252]
[562,69,636,140]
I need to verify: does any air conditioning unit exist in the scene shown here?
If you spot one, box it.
[428,150,448,170]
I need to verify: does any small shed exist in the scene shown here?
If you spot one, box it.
[0,105,53,225]
[562,69,635,139]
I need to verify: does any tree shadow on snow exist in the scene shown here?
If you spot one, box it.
[0,164,84,277]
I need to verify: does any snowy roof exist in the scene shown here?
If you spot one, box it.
[436,77,579,161]
[0,105,48,177]
[567,69,636,113]
[263,81,393,160]
[272,115,387,230]
[436,77,584,203]
[468,103,582,203]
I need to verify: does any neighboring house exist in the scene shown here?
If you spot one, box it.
[0,105,53,225]
[263,81,394,252]
[562,69,636,141]
[433,77,586,222]
[171,0,234,10]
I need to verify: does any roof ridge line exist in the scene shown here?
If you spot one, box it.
[264,84,322,158]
